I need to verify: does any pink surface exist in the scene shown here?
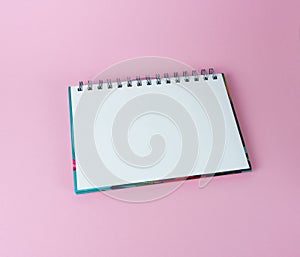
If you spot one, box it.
[0,0,299,256]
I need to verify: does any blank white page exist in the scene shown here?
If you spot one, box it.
[68,73,251,192]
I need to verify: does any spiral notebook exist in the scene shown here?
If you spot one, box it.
[68,68,251,194]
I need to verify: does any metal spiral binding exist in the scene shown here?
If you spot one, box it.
[77,68,217,91]
[98,80,103,89]
[155,74,161,85]
[127,77,132,87]
[78,81,83,91]
[145,76,152,85]
[192,70,199,81]
[164,73,171,84]
[116,78,122,88]
[174,72,180,83]
[209,68,217,79]
[87,81,93,90]
[183,71,189,82]
[201,69,208,80]
[107,79,112,89]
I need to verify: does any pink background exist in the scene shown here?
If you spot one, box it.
[1,0,299,256]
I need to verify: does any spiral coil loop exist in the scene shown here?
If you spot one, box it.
[136,76,142,86]
[98,80,103,89]
[164,73,171,84]
[77,68,218,91]
[127,77,132,87]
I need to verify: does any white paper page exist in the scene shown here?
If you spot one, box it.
[69,74,250,190]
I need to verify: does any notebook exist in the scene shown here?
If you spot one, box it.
[68,68,251,194]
